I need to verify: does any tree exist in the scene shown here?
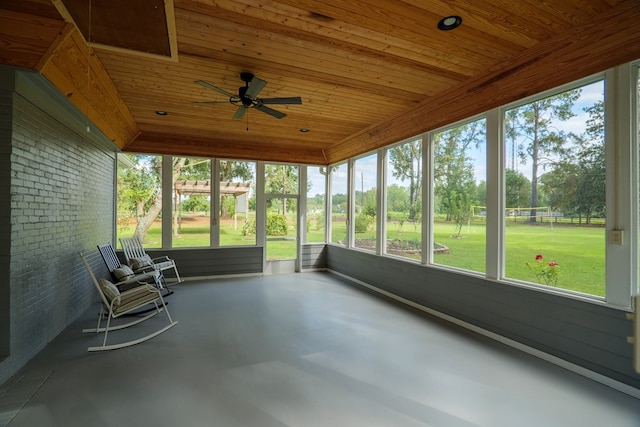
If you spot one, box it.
[574,99,605,224]
[433,121,484,232]
[265,164,298,216]
[119,156,216,241]
[539,164,578,214]
[388,139,421,222]
[504,169,530,209]
[117,154,161,239]
[387,184,410,214]
[507,89,580,222]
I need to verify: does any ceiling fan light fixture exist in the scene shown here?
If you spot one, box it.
[155,110,168,115]
[438,15,462,31]
[300,128,310,133]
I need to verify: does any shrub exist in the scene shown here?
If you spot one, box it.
[267,214,288,236]
[354,213,373,233]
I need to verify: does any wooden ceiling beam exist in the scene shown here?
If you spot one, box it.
[38,26,139,147]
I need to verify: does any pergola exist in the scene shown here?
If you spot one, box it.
[174,180,252,231]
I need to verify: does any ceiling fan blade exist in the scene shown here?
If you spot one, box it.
[260,97,302,105]
[194,80,235,98]
[232,106,248,120]
[255,104,286,119]
[244,76,267,99]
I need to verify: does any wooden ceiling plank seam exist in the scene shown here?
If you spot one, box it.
[326,0,640,164]
[405,0,553,45]
[271,0,523,61]
[251,0,513,69]
[0,9,65,68]
[177,35,443,96]
[174,22,456,94]
[176,0,475,80]
[179,0,496,73]
[100,48,422,104]
[0,0,63,20]
[128,135,326,164]
[135,125,338,147]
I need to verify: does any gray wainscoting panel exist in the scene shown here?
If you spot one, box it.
[302,244,327,270]
[326,245,640,390]
[125,246,264,277]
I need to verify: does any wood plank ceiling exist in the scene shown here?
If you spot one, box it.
[1,0,640,164]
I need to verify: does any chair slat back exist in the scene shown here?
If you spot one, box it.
[80,251,111,308]
[97,243,122,273]
[120,236,148,263]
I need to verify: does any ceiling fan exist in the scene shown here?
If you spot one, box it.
[194,72,302,120]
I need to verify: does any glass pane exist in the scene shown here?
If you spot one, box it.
[306,166,326,243]
[433,118,487,273]
[116,154,162,248]
[172,157,211,248]
[265,164,299,194]
[353,153,377,252]
[504,80,605,296]
[330,163,348,245]
[385,139,422,260]
[266,198,298,260]
[220,160,256,246]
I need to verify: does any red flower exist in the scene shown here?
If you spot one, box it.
[535,254,543,260]
[549,262,558,267]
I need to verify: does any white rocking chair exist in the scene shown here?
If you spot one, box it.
[120,236,182,285]
[80,251,178,352]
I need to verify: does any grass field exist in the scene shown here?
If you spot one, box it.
[120,214,605,297]
[331,217,605,297]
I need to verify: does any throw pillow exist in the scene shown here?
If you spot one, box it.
[130,255,153,271]
[99,279,121,306]
[113,265,135,281]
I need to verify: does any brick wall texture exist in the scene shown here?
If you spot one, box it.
[0,89,114,385]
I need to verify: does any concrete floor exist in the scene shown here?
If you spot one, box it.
[1,272,639,427]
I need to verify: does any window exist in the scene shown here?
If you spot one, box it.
[172,157,211,248]
[116,154,162,248]
[330,162,348,246]
[432,118,487,273]
[353,153,378,252]
[306,166,326,243]
[385,139,422,260]
[265,164,299,260]
[219,160,256,246]
[503,80,605,296]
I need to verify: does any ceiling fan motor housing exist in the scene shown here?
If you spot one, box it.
[238,86,252,106]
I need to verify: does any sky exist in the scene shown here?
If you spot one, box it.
[310,79,605,195]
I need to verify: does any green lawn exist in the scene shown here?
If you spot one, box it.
[121,215,606,297]
[333,217,605,297]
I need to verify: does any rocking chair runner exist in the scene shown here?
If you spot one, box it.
[120,236,182,285]
[80,251,178,352]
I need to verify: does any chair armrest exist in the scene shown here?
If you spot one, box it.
[115,279,149,292]
[133,265,156,274]
[151,256,171,263]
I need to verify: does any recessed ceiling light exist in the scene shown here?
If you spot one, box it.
[437,15,462,31]
[300,128,310,133]
[155,110,168,115]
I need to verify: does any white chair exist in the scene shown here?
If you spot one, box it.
[80,251,178,352]
[97,242,163,290]
[120,236,182,284]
